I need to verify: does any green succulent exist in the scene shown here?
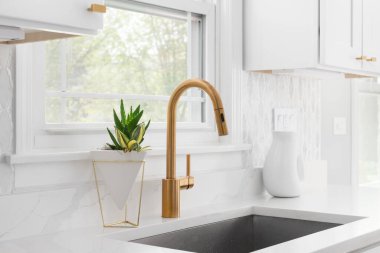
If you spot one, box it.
[106,100,151,152]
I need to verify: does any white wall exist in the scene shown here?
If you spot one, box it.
[321,78,352,185]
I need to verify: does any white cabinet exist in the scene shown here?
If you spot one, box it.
[354,242,380,253]
[244,0,319,71]
[320,0,362,70]
[362,0,380,73]
[0,0,105,37]
[244,0,380,76]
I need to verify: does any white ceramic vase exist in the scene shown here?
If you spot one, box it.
[90,150,146,209]
[263,132,302,197]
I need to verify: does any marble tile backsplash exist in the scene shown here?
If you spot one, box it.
[0,45,15,195]
[0,166,260,241]
[0,46,14,155]
[242,73,321,168]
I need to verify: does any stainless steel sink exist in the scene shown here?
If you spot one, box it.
[132,215,341,253]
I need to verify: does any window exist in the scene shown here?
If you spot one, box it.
[37,1,207,127]
[16,0,215,153]
[354,81,380,187]
[357,90,380,186]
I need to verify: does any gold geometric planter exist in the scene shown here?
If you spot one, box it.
[91,151,146,228]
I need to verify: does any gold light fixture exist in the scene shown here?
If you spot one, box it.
[88,3,107,13]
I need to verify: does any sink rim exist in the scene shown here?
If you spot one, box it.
[131,214,343,253]
[105,205,365,245]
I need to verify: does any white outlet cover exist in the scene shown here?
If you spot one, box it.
[273,108,298,132]
[333,117,347,136]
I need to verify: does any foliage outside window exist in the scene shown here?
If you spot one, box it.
[43,4,205,126]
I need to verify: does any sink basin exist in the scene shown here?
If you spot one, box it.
[131,215,341,253]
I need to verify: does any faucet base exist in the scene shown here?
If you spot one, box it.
[162,179,181,218]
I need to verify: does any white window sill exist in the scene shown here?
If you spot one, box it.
[41,122,214,134]
[7,144,252,165]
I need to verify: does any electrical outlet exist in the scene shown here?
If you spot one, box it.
[273,108,298,132]
[333,117,347,135]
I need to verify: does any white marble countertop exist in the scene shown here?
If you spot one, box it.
[2,185,380,253]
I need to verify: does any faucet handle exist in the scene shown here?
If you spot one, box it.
[186,154,191,177]
[180,154,194,190]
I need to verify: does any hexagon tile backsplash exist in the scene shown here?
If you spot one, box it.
[0,45,15,156]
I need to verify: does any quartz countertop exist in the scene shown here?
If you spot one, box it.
[1,185,380,253]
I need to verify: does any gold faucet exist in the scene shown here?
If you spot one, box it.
[162,79,228,218]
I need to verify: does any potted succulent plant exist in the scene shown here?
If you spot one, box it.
[91,100,150,210]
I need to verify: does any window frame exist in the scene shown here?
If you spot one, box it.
[15,0,216,154]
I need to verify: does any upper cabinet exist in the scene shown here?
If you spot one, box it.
[320,0,362,71]
[244,0,380,77]
[0,0,105,42]
[362,0,380,73]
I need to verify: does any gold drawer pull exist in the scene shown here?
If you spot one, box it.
[367,57,377,62]
[88,4,106,13]
[356,56,368,61]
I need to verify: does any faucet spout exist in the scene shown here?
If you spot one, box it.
[162,79,228,218]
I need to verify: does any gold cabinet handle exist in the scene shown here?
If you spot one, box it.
[367,57,377,62]
[88,4,106,13]
[356,56,368,61]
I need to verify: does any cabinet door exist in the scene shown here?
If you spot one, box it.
[320,0,362,70]
[244,0,319,71]
[0,0,104,35]
[362,0,380,73]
